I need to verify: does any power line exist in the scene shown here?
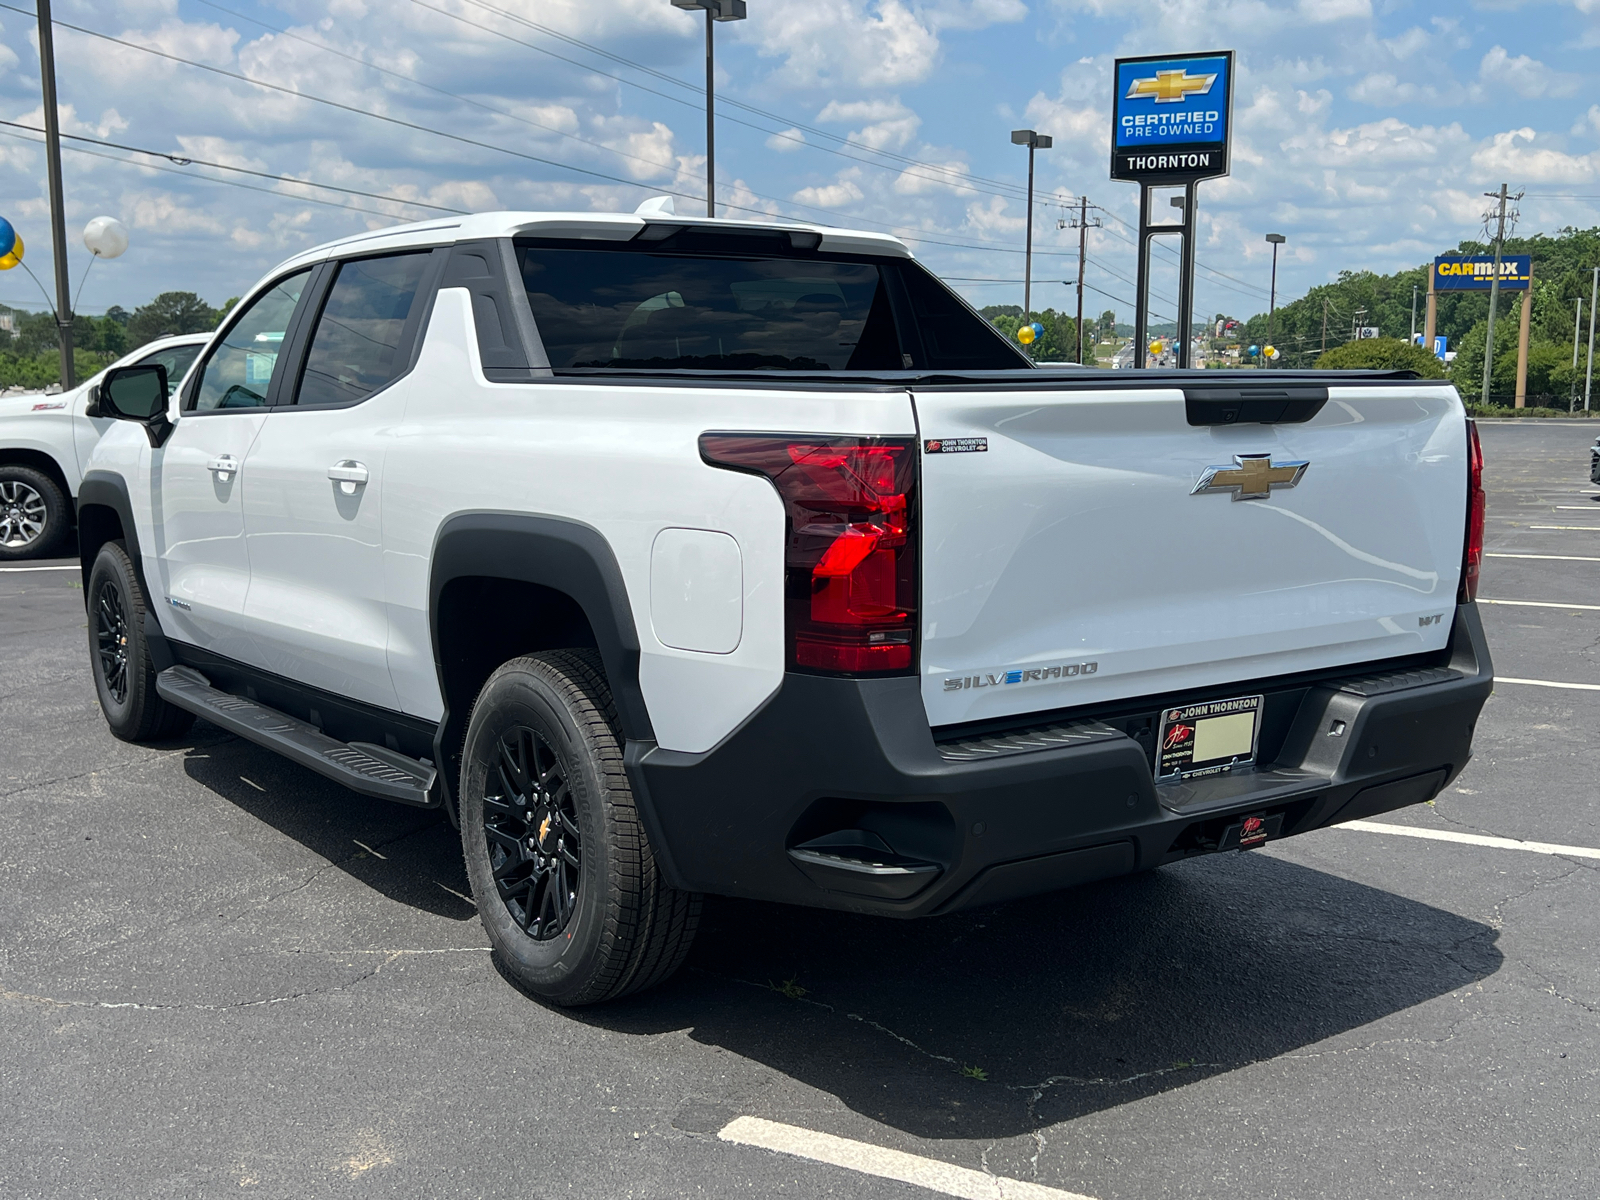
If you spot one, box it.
[0,124,458,219]
[0,118,465,214]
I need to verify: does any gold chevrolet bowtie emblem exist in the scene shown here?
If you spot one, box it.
[1126,69,1217,104]
[1192,454,1308,501]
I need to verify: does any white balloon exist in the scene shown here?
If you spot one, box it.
[82,216,129,259]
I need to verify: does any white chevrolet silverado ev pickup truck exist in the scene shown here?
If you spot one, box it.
[0,334,207,559]
[80,207,1492,1006]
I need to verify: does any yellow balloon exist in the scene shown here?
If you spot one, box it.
[1018,325,1035,345]
[1264,344,1277,357]
[0,233,24,270]
[1148,340,1162,355]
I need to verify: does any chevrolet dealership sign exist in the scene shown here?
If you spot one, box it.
[1111,51,1234,183]
[1433,255,1532,291]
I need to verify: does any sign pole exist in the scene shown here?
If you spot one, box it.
[1514,273,1532,409]
[1423,266,1436,354]
[1133,186,1152,369]
[1176,182,1197,368]
[1586,266,1597,412]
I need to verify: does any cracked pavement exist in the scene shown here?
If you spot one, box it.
[2,420,1598,1198]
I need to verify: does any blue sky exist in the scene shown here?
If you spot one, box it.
[0,0,1595,327]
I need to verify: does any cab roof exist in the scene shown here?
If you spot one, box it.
[274,208,912,277]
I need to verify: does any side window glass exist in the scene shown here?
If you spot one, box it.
[136,343,203,396]
[295,252,431,407]
[192,271,311,411]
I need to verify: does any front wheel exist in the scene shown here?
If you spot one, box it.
[86,541,195,742]
[460,650,700,1006]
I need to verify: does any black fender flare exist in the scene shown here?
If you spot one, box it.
[428,507,654,742]
[76,470,175,672]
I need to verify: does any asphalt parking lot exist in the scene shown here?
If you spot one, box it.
[2,418,1598,1199]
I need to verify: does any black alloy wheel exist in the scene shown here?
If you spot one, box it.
[459,650,700,1006]
[94,578,131,705]
[85,541,195,743]
[483,725,582,941]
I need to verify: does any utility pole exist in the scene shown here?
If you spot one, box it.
[1011,130,1051,321]
[1410,284,1418,344]
[669,0,746,218]
[1061,197,1101,364]
[1480,183,1522,406]
[1321,297,1328,354]
[35,0,75,389]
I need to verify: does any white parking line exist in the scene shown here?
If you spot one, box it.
[1496,676,1600,691]
[0,564,77,572]
[1487,553,1600,562]
[718,1117,1096,1200]
[1341,820,1600,860]
[1480,598,1600,611]
[1528,525,1600,531]
[1554,506,1600,510]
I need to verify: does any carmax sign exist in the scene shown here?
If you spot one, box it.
[1433,255,1531,291]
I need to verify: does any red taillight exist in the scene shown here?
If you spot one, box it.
[700,433,918,674]
[1460,418,1484,603]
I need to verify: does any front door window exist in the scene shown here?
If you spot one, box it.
[192,271,311,411]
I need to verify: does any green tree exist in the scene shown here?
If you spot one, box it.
[127,292,218,349]
[983,306,1080,362]
[1315,337,1446,377]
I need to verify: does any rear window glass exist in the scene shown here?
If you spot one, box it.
[518,246,903,371]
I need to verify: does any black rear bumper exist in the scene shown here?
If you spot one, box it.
[628,605,1493,917]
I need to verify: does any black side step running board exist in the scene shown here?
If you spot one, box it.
[156,666,439,808]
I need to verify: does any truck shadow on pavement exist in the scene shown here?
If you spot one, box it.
[579,851,1502,1141]
[175,728,1500,1142]
[179,726,475,922]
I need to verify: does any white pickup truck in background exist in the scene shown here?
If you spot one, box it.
[0,334,207,559]
[78,206,1492,1005]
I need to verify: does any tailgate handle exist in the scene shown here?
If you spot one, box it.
[1184,386,1328,426]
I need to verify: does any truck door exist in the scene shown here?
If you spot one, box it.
[149,270,312,663]
[237,250,438,710]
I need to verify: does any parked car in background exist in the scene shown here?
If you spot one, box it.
[0,334,208,559]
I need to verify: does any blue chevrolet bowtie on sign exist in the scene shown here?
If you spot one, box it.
[1111,50,1234,183]
[1433,254,1532,291]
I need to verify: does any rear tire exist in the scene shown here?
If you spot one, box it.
[86,541,195,742]
[0,464,68,560]
[460,650,700,1006]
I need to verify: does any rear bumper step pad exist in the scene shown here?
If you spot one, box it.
[156,666,438,807]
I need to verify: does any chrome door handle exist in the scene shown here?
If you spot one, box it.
[207,455,239,478]
[328,460,369,494]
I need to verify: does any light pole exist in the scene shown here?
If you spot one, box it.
[670,0,746,217]
[1265,233,1286,368]
[1010,129,1051,321]
[1411,283,1418,344]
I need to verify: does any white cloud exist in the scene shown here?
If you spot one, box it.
[1478,45,1580,98]
[793,176,865,207]
[765,127,807,153]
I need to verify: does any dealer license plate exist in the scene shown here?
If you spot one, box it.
[1155,694,1263,781]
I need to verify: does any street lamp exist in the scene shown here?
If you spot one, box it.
[670,0,747,218]
[1010,129,1052,321]
[1265,232,1286,368]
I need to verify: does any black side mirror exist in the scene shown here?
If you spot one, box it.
[100,364,172,446]
[83,380,101,419]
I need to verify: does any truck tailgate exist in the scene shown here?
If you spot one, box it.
[914,382,1467,728]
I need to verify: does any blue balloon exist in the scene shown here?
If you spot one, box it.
[1030,322,1044,337]
[1248,344,1259,354]
[0,217,15,258]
